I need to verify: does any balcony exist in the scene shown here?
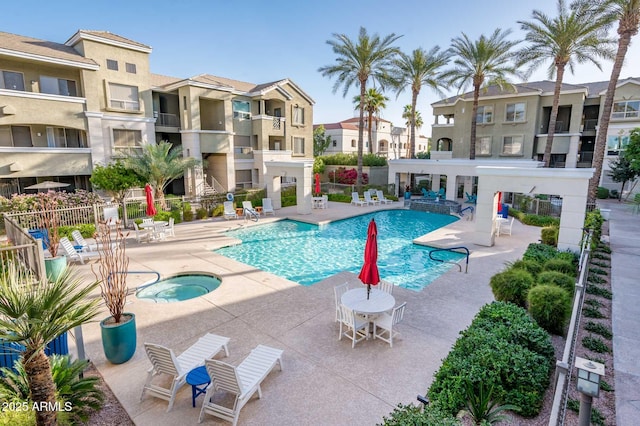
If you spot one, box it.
[233,146,253,159]
[582,119,597,132]
[154,112,180,132]
[0,148,92,177]
[0,90,86,127]
[200,132,232,154]
[252,115,285,137]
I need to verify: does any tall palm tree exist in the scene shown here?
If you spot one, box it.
[122,140,199,203]
[443,29,521,160]
[353,88,389,154]
[0,264,100,426]
[392,46,450,158]
[577,0,640,202]
[319,27,401,187]
[518,0,616,167]
[402,105,423,156]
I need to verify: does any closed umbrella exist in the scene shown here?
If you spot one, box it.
[358,218,380,299]
[314,173,321,196]
[145,184,157,216]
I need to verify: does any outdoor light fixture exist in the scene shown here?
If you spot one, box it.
[575,357,605,426]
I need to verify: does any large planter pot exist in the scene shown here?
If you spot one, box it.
[44,256,67,282]
[100,313,136,364]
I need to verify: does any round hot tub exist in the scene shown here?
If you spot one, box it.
[136,272,221,303]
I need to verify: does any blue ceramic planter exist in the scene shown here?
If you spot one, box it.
[100,313,136,364]
[44,256,67,282]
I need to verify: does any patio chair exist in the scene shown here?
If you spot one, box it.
[262,198,275,216]
[373,302,407,348]
[376,190,393,204]
[199,345,283,425]
[333,283,349,322]
[437,188,445,198]
[498,217,515,236]
[351,192,366,207]
[339,304,369,348]
[141,333,230,412]
[223,201,238,220]
[378,281,394,294]
[133,222,151,243]
[242,201,260,218]
[421,188,436,199]
[164,217,175,237]
[465,192,477,204]
[59,237,100,264]
[364,191,379,205]
[142,218,154,225]
[71,230,117,252]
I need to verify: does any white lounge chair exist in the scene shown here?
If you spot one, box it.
[339,304,369,348]
[376,190,393,204]
[133,222,151,243]
[199,345,283,425]
[59,237,100,264]
[373,302,407,347]
[141,333,230,412]
[351,192,366,207]
[242,201,260,219]
[364,191,379,205]
[333,283,349,322]
[223,201,238,220]
[71,230,117,252]
[262,198,275,216]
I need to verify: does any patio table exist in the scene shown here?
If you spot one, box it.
[341,288,395,315]
[139,221,168,241]
[185,365,210,407]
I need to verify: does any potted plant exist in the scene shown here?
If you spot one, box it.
[92,220,136,364]
[35,191,66,281]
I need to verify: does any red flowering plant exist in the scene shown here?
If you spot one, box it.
[328,168,368,185]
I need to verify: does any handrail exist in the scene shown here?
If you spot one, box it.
[243,208,259,222]
[109,270,161,292]
[429,246,470,273]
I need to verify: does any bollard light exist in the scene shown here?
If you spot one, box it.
[575,357,605,398]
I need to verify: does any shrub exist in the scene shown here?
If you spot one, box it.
[508,259,543,278]
[527,285,571,335]
[584,298,602,308]
[328,167,368,185]
[585,210,604,248]
[489,268,535,307]
[588,274,606,284]
[584,322,612,340]
[540,225,559,246]
[543,258,576,277]
[589,267,608,276]
[523,243,561,264]
[586,285,612,299]
[211,204,224,217]
[590,260,609,268]
[596,186,610,199]
[320,152,387,167]
[379,402,460,426]
[183,203,193,222]
[58,224,96,240]
[521,215,560,227]
[195,207,208,219]
[582,336,611,353]
[537,271,574,294]
[583,306,605,319]
[327,193,352,203]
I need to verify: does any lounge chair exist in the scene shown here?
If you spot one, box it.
[339,304,369,348]
[71,230,117,252]
[262,198,275,216]
[437,188,445,198]
[373,302,407,347]
[59,237,100,264]
[242,201,260,219]
[465,192,477,204]
[364,191,379,205]
[133,222,151,243]
[141,333,230,412]
[351,192,366,207]
[421,188,436,199]
[223,201,238,220]
[376,190,393,204]
[199,344,283,425]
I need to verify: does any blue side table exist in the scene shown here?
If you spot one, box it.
[185,366,210,407]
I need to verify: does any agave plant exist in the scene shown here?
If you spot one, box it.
[458,380,520,425]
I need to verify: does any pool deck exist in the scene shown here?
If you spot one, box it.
[73,200,542,425]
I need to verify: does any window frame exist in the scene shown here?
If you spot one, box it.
[607,134,630,154]
[106,59,118,71]
[292,105,305,125]
[611,100,640,119]
[0,70,25,91]
[475,136,492,156]
[112,129,142,157]
[293,136,305,155]
[40,76,78,97]
[501,135,524,156]
[476,105,494,124]
[0,125,32,147]
[505,102,527,123]
[107,82,140,111]
[125,63,137,74]
[232,100,251,119]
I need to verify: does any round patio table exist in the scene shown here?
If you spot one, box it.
[186,365,210,407]
[341,288,395,315]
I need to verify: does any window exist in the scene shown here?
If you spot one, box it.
[235,170,252,188]
[476,105,493,124]
[505,102,526,122]
[0,126,32,147]
[475,136,492,155]
[112,129,142,156]
[232,100,250,119]
[607,134,629,154]
[351,139,356,148]
[332,140,337,147]
[125,63,137,74]
[0,71,25,91]
[46,127,84,148]
[612,101,639,119]
[502,135,523,155]
[40,76,77,97]
[106,59,118,70]
[293,137,305,154]
[108,83,139,111]
[293,105,305,125]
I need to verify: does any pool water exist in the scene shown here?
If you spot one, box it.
[216,210,464,291]
[136,273,221,303]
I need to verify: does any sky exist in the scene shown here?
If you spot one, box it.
[3,0,640,136]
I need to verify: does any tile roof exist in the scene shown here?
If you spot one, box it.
[340,117,392,124]
[0,31,97,66]
[436,80,588,104]
[73,30,151,50]
[317,122,359,131]
[150,73,183,88]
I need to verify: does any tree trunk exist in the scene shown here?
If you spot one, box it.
[410,90,418,159]
[470,84,480,160]
[357,81,366,189]
[23,349,58,426]
[367,110,374,154]
[589,32,632,203]
[543,64,566,167]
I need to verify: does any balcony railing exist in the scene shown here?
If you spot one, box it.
[234,146,253,159]
[273,117,281,130]
[154,112,179,127]
[583,119,597,131]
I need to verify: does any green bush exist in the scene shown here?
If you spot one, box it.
[521,215,560,227]
[327,193,352,203]
[508,259,543,278]
[523,243,561,264]
[58,224,96,239]
[527,285,571,335]
[211,204,224,217]
[583,306,605,319]
[320,152,388,167]
[585,322,612,340]
[543,258,576,277]
[582,336,611,353]
[585,210,604,248]
[596,187,610,199]
[195,207,208,219]
[489,268,535,307]
[379,402,460,426]
[540,225,559,246]
[586,285,611,300]
[589,267,608,276]
[537,271,574,294]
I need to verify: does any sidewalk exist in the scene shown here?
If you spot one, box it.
[599,200,640,425]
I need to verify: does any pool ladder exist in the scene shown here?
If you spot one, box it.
[244,208,259,222]
[429,246,469,273]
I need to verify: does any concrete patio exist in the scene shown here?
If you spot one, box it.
[72,200,541,425]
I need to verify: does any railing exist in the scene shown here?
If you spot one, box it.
[513,194,562,217]
[155,112,179,127]
[1,215,46,281]
[429,246,469,273]
[5,205,101,230]
[583,119,597,131]
[548,230,592,425]
[273,117,281,130]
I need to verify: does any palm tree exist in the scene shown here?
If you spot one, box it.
[577,0,640,202]
[353,88,389,154]
[122,140,199,203]
[518,0,616,167]
[402,105,423,156]
[0,264,100,426]
[443,29,521,160]
[392,47,450,158]
[319,27,401,187]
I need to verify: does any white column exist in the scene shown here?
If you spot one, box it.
[445,175,457,200]
[266,175,282,209]
[296,164,313,215]
[472,185,498,247]
[558,194,588,252]
[565,135,580,168]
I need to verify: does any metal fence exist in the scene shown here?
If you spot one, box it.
[1,214,46,281]
[513,194,563,217]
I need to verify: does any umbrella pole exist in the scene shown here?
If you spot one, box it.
[367,284,370,300]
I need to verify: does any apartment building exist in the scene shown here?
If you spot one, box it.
[0,29,314,198]
[317,117,429,159]
[430,78,640,193]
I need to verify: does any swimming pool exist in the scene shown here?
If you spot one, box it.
[216,210,464,291]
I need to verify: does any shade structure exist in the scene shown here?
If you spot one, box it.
[314,173,321,196]
[145,184,157,216]
[358,218,380,299]
[25,181,70,190]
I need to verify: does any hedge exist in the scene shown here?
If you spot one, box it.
[489,268,535,307]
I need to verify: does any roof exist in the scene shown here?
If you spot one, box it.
[65,30,151,53]
[582,77,640,97]
[316,122,359,131]
[0,31,98,68]
[340,117,392,124]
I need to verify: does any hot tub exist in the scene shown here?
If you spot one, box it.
[135,272,221,303]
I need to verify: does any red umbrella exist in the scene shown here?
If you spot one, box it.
[314,173,321,196]
[145,184,157,216]
[358,218,380,299]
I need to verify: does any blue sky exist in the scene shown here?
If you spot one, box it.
[3,0,639,135]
